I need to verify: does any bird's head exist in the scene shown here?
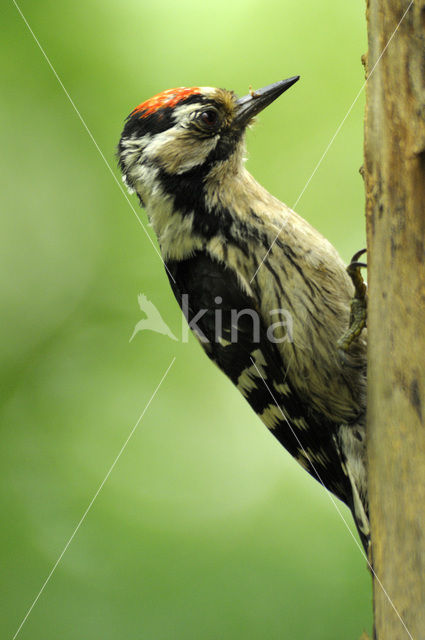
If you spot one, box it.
[118,78,299,209]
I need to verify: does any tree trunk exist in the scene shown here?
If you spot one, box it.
[364,0,425,638]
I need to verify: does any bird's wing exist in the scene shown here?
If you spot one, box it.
[166,251,351,505]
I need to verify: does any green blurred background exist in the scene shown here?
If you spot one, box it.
[1,0,371,638]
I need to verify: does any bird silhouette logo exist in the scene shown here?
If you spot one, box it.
[129,294,178,342]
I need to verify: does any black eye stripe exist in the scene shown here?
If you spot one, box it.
[122,94,214,136]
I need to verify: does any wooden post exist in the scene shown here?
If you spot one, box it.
[364,0,425,637]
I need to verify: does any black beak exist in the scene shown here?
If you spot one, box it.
[234,76,300,127]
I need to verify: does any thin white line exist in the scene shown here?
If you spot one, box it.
[250,0,414,284]
[12,357,176,640]
[250,358,413,640]
[11,0,175,283]
[293,0,414,211]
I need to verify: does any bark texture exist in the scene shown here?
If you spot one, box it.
[364,0,425,638]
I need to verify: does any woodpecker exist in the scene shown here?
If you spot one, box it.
[118,79,369,550]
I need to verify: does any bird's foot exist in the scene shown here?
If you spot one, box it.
[338,249,367,352]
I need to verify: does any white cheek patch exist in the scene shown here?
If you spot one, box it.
[143,126,219,174]
[174,136,219,174]
[142,128,179,159]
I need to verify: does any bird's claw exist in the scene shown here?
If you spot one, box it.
[349,248,367,263]
[338,249,367,353]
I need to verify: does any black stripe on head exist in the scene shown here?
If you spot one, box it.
[121,94,212,138]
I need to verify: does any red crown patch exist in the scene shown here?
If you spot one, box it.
[131,87,201,118]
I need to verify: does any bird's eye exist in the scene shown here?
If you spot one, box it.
[200,109,218,127]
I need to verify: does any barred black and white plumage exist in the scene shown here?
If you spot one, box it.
[117,80,369,550]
